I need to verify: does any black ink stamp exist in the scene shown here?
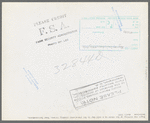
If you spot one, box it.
[70,75,129,109]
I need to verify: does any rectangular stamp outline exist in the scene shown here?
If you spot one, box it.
[70,75,129,109]
[79,16,140,51]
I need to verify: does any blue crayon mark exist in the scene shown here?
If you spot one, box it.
[111,7,122,31]
[28,74,34,83]
[25,75,32,85]
[27,70,38,84]
[23,68,39,90]
[115,10,123,26]
[23,68,27,73]
[33,82,39,90]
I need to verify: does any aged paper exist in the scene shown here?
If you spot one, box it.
[2,2,148,120]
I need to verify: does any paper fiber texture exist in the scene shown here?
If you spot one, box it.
[2,2,148,120]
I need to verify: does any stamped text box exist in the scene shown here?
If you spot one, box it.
[70,75,129,109]
[79,16,140,51]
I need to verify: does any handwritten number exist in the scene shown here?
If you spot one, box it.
[87,54,95,63]
[61,63,70,70]
[54,66,60,74]
[72,59,78,67]
[80,56,87,65]
[95,51,103,61]
[54,51,105,74]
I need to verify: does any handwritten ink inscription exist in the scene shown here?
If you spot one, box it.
[54,51,109,74]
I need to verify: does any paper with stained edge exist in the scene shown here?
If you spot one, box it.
[2,2,148,120]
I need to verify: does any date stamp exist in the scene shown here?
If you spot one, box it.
[79,16,140,51]
[70,75,129,109]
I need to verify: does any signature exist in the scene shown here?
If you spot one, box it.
[123,30,133,34]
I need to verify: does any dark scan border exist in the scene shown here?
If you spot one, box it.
[0,0,149,123]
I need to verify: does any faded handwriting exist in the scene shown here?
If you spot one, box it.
[123,30,133,34]
[54,51,110,74]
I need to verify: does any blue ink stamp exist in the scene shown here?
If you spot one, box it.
[23,68,39,90]
[79,15,140,51]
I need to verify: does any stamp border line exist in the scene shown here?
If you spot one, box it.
[69,75,129,109]
[79,16,140,51]
[81,16,139,19]
[69,74,128,91]
[71,91,129,109]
